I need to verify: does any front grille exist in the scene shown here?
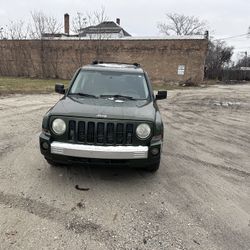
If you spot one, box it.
[68,120,134,145]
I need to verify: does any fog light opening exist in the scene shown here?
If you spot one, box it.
[42,142,49,150]
[151,147,159,156]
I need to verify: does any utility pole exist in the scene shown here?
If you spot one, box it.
[245,51,248,80]
[0,27,3,39]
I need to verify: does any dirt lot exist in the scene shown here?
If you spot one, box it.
[0,84,249,250]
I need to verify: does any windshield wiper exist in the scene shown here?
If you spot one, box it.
[99,94,136,100]
[69,92,98,98]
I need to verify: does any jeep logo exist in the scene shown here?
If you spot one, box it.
[96,114,107,118]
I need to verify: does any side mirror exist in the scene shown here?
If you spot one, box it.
[55,83,65,94]
[155,90,167,100]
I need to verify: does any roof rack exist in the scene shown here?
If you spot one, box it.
[91,60,140,68]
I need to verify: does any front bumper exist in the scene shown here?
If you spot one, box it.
[51,141,148,159]
[40,132,161,167]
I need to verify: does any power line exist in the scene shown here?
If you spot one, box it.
[234,47,250,50]
[215,33,249,41]
[222,39,249,42]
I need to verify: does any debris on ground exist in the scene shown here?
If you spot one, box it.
[75,185,90,191]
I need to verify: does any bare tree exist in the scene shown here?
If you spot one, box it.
[5,20,29,39]
[158,13,207,35]
[71,6,109,62]
[235,53,250,68]
[81,6,109,39]
[71,12,87,33]
[71,7,108,35]
[29,11,62,39]
[89,6,108,26]
[0,26,7,39]
[29,11,46,39]
[205,40,234,79]
[0,21,28,40]
[46,16,63,34]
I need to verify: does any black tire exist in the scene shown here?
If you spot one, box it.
[146,161,160,172]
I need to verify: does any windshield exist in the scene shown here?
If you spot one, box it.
[69,70,150,100]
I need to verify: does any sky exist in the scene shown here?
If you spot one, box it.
[0,0,249,61]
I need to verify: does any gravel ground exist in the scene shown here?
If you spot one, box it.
[0,84,249,250]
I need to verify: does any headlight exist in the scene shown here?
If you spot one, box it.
[52,118,66,135]
[136,123,151,139]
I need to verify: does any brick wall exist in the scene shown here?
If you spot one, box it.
[0,39,208,83]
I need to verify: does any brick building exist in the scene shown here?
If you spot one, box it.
[0,36,208,83]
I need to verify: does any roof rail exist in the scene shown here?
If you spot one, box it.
[91,60,140,67]
[92,60,103,64]
[133,63,140,67]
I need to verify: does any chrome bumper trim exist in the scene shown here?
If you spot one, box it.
[51,142,148,159]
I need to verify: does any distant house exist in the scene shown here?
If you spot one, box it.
[78,19,131,39]
[41,15,131,40]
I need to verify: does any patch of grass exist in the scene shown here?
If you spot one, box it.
[0,76,204,95]
[153,84,185,91]
[0,76,69,95]
[152,82,187,91]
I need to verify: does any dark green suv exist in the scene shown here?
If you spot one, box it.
[39,61,167,171]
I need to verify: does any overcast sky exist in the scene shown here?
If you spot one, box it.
[0,0,249,60]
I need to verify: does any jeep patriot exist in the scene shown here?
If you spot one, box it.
[39,61,167,171]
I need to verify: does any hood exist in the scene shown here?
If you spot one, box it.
[50,96,156,121]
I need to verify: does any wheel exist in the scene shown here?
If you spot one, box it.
[145,161,160,172]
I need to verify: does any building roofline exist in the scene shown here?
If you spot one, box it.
[3,35,208,41]
[119,35,206,40]
[39,35,207,41]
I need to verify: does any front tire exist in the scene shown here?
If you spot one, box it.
[146,161,160,172]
